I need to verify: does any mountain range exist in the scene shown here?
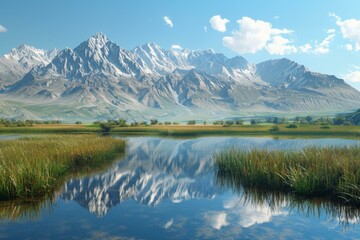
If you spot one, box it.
[0,32,359,121]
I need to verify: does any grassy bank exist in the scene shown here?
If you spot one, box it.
[0,124,359,137]
[215,146,360,205]
[0,135,125,200]
[110,124,360,137]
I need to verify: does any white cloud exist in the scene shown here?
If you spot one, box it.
[271,28,293,35]
[171,44,183,50]
[344,70,360,83]
[223,196,287,228]
[223,16,296,55]
[345,43,353,51]
[204,26,208,32]
[327,28,336,34]
[330,13,360,51]
[266,35,297,55]
[163,218,173,229]
[223,17,272,54]
[204,211,229,230]
[209,15,229,32]
[299,44,312,53]
[0,25,7,33]
[273,16,280,20]
[314,33,335,54]
[163,16,173,28]
[329,12,341,22]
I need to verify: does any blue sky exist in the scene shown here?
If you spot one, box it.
[1,0,360,90]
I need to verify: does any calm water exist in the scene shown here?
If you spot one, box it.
[1,136,360,239]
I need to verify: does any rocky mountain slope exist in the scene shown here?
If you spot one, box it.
[0,45,58,89]
[0,33,359,121]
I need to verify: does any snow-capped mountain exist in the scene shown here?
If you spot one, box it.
[0,45,58,89]
[0,32,359,121]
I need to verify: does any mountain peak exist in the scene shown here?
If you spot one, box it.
[86,32,110,49]
[92,32,108,40]
[140,42,163,51]
[11,44,44,55]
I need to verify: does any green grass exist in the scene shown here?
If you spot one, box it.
[0,123,359,137]
[215,146,360,205]
[110,124,360,137]
[0,135,126,200]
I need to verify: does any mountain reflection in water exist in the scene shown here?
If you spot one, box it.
[61,136,360,221]
[1,136,360,239]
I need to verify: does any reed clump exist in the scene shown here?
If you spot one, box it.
[0,135,125,200]
[215,146,360,205]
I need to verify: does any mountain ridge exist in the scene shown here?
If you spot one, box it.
[0,32,359,121]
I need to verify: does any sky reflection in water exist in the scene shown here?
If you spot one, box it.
[1,136,360,239]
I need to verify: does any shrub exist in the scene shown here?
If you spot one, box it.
[270,125,280,131]
[150,119,158,125]
[99,123,113,132]
[187,120,196,125]
[286,124,298,128]
[119,118,127,127]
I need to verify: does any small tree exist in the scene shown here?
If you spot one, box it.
[150,119,158,125]
[333,116,345,125]
[100,122,113,132]
[213,120,224,125]
[250,119,259,125]
[225,120,234,126]
[270,125,280,131]
[235,120,244,125]
[305,116,313,123]
[187,120,196,125]
[119,118,127,127]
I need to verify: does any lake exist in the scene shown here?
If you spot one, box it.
[1,136,360,239]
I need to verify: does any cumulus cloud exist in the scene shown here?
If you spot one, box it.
[223,16,296,55]
[204,211,229,230]
[163,16,173,28]
[314,33,335,54]
[345,43,353,51]
[266,35,297,55]
[327,28,336,34]
[330,13,360,51]
[223,196,287,228]
[171,44,183,50]
[223,17,272,54]
[299,44,312,53]
[0,24,7,33]
[209,15,229,32]
[344,70,360,83]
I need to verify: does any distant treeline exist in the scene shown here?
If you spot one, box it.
[0,119,61,127]
[1,109,359,128]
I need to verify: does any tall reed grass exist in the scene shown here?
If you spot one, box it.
[215,146,360,205]
[0,135,125,200]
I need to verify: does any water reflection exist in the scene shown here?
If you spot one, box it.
[61,136,360,220]
[216,171,360,228]
[1,136,360,238]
